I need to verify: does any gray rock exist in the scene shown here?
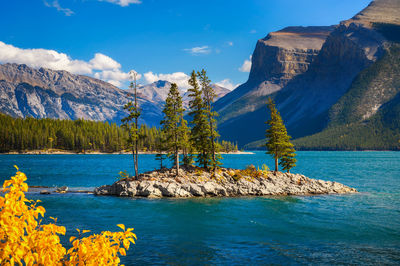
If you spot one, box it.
[94,167,358,198]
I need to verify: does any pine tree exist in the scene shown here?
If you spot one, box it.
[187,70,211,169]
[198,69,222,171]
[265,98,296,172]
[121,72,141,179]
[161,83,187,176]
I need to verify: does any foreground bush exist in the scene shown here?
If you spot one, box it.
[0,166,136,265]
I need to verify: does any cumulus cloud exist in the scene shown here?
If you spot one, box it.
[144,71,191,90]
[0,41,93,74]
[44,0,74,16]
[215,79,240,91]
[239,55,252,72]
[89,53,121,70]
[0,41,135,88]
[100,0,142,7]
[184,46,211,55]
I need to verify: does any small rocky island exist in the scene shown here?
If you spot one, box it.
[94,166,357,198]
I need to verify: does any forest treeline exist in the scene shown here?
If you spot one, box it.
[0,113,238,153]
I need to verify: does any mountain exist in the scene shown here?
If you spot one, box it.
[215,0,400,149]
[135,80,230,108]
[0,63,162,126]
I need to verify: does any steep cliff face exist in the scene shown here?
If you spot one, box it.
[215,26,334,119]
[215,0,400,147]
[0,63,163,126]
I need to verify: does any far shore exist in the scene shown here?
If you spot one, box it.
[1,149,254,155]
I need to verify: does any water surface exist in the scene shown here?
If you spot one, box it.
[0,152,399,265]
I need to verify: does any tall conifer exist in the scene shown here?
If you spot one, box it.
[265,98,296,172]
[161,83,187,176]
[198,69,221,171]
[121,101,140,178]
[187,70,211,169]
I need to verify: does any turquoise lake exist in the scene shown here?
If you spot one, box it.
[1,151,399,265]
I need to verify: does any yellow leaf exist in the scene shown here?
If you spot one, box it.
[119,248,126,256]
[14,165,19,170]
[123,239,130,249]
[70,236,76,242]
[82,230,91,234]
[117,224,125,231]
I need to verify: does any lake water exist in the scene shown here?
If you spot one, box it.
[1,151,399,265]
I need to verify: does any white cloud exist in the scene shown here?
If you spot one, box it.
[100,0,142,7]
[239,55,252,72]
[250,29,257,34]
[44,0,74,16]
[184,46,211,55]
[90,53,121,70]
[0,41,135,88]
[215,79,240,91]
[144,71,190,90]
[0,41,92,74]
[227,41,234,46]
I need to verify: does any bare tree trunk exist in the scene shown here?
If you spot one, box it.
[275,157,278,172]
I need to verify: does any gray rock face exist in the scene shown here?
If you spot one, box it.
[0,63,163,126]
[94,167,357,198]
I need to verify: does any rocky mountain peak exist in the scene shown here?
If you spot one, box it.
[346,0,400,27]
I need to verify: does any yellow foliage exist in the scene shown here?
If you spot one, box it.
[230,165,269,181]
[0,166,136,265]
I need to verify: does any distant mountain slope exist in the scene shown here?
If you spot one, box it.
[215,0,400,149]
[0,63,162,126]
[135,80,230,108]
[292,43,400,150]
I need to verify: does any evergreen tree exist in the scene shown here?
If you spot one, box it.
[187,70,211,169]
[121,75,141,178]
[160,83,187,176]
[198,69,222,171]
[265,98,296,172]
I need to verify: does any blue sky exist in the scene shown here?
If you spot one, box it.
[0,0,371,90]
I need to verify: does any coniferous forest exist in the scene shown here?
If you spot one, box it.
[0,113,238,153]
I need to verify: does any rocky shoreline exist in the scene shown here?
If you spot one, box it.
[94,166,357,198]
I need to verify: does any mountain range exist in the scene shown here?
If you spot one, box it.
[0,0,399,150]
[0,64,229,127]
